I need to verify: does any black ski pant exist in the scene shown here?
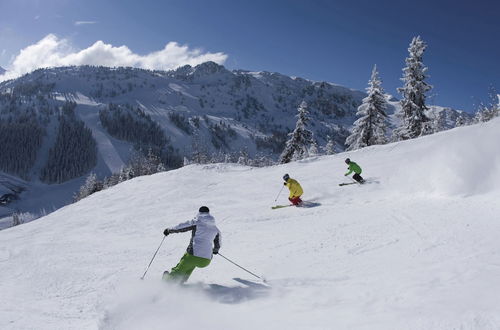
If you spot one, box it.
[353,173,364,183]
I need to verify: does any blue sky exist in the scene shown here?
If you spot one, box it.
[0,0,498,111]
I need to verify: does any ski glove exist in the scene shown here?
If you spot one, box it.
[163,228,170,236]
[283,182,287,186]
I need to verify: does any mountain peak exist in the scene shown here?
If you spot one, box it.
[168,61,231,80]
[192,61,230,76]
[0,66,6,75]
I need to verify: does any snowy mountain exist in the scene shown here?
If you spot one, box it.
[0,63,471,223]
[1,117,499,330]
[0,63,470,165]
[0,67,5,75]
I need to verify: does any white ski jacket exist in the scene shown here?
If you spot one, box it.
[168,213,221,260]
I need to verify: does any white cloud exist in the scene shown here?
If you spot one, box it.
[74,21,97,26]
[0,34,228,81]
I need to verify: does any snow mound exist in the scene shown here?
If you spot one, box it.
[382,118,500,196]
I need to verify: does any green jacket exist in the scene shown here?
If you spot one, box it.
[345,162,362,175]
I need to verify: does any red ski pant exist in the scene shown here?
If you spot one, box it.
[289,196,302,205]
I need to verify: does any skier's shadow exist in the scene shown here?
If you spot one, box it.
[200,278,271,304]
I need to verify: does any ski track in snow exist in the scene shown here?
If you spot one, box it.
[1,119,500,329]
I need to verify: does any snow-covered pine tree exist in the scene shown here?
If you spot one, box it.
[145,148,165,175]
[487,86,500,119]
[432,110,448,133]
[474,104,497,123]
[474,87,500,123]
[74,173,102,202]
[279,101,314,163]
[455,114,468,127]
[12,212,22,226]
[309,139,319,156]
[127,148,166,176]
[346,65,388,150]
[190,128,210,164]
[119,165,134,182]
[103,172,121,189]
[156,159,167,172]
[394,36,432,140]
[497,94,500,117]
[237,148,249,165]
[324,135,336,155]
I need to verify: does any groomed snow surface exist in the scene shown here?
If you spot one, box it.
[1,119,500,330]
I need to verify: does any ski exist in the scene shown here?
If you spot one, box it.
[272,201,321,209]
[233,277,271,288]
[338,182,359,186]
[271,204,293,209]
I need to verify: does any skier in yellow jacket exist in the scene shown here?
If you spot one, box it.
[283,174,303,206]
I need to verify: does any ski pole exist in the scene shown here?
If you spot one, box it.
[140,236,166,280]
[217,253,263,281]
[274,184,285,202]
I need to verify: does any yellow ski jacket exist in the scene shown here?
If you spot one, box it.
[285,178,303,198]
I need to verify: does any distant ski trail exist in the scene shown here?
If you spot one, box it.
[76,105,125,173]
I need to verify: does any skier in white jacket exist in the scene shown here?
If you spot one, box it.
[162,206,221,283]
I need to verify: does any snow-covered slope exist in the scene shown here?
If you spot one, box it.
[1,118,499,329]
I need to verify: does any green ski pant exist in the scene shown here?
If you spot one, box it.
[164,252,211,283]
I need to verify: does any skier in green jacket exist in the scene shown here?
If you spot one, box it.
[344,158,365,183]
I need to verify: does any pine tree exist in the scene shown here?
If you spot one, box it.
[119,165,134,182]
[74,173,102,202]
[474,104,497,123]
[432,110,448,133]
[190,129,209,164]
[324,135,336,155]
[474,86,500,123]
[279,101,314,163]
[346,65,388,150]
[237,148,249,165]
[394,36,432,140]
[309,139,319,156]
[455,114,468,127]
[497,94,500,117]
[103,172,121,189]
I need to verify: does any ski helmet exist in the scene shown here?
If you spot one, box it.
[199,206,210,213]
[345,158,351,164]
[283,174,290,181]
